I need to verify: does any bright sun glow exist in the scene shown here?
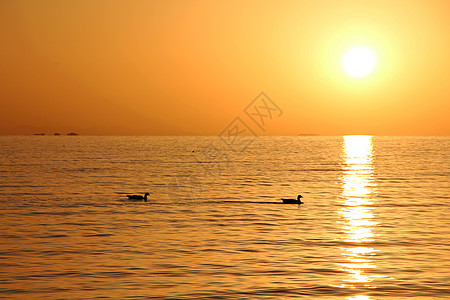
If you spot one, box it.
[342,47,377,78]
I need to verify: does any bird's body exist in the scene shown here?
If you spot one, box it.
[126,192,149,202]
[281,194,303,204]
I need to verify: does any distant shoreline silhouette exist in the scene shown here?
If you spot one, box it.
[32,132,79,136]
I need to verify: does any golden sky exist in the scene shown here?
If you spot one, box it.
[1,0,449,135]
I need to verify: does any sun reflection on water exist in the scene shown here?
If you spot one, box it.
[334,136,380,297]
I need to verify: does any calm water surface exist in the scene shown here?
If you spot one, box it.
[0,136,449,299]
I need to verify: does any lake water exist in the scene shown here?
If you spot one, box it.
[0,136,449,299]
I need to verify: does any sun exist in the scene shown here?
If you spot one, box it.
[342,46,377,78]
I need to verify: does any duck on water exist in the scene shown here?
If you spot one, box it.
[281,194,303,204]
[126,193,149,202]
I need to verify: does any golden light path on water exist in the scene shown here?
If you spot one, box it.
[333,136,384,299]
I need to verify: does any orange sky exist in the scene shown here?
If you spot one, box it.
[1,0,449,135]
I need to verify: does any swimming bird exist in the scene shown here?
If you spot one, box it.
[281,194,303,204]
[126,192,149,202]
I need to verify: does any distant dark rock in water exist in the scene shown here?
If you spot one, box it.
[34,133,45,136]
[54,133,61,136]
[67,132,79,136]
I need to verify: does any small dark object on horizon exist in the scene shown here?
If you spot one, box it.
[281,194,303,204]
[127,192,150,202]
